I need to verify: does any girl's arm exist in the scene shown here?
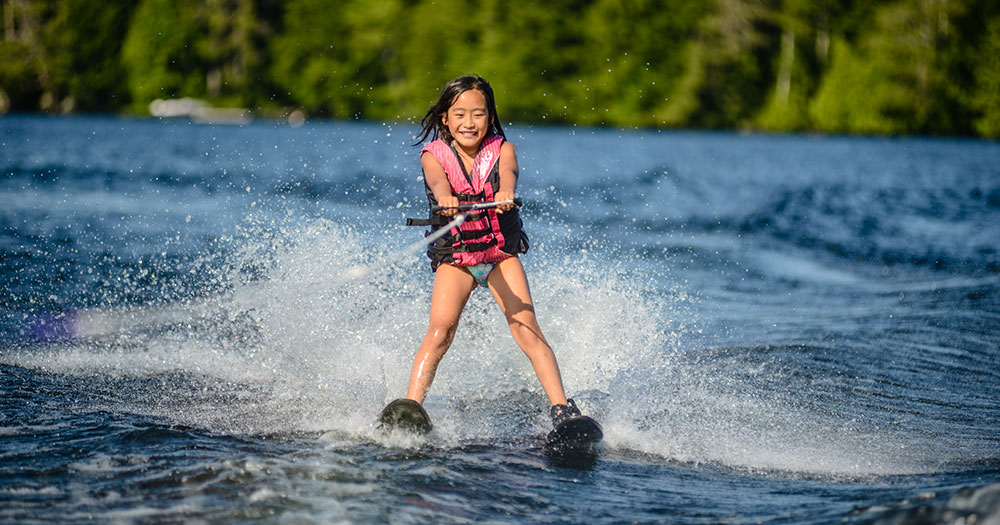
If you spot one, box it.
[495,141,519,213]
[421,152,459,216]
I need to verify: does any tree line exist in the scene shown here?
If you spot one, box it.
[1,0,998,137]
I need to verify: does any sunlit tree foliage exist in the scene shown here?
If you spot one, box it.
[0,0,996,137]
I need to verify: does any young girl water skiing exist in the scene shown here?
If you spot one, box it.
[380,75,592,432]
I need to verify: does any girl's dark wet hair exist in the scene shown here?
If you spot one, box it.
[415,75,506,145]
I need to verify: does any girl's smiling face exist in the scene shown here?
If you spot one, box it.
[442,89,489,154]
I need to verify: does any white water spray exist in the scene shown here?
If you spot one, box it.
[5,203,949,477]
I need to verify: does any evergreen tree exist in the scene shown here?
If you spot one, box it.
[970,14,1000,137]
[121,0,203,108]
[811,0,965,135]
[0,0,52,111]
[45,0,135,111]
[662,0,780,129]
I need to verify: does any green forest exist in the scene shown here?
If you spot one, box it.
[2,0,999,137]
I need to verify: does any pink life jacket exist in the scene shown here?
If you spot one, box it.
[420,135,511,267]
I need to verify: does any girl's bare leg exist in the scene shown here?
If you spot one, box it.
[406,264,476,403]
[488,257,568,406]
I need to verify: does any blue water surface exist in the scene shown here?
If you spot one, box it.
[1,115,999,523]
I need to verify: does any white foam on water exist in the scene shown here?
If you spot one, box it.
[599,380,925,477]
[1,486,61,496]
[68,454,122,473]
[3,217,959,477]
[752,249,862,285]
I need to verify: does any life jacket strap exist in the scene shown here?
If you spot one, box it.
[428,238,499,255]
[458,226,493,240]
[406,214,452,227]
[455,190,485,201]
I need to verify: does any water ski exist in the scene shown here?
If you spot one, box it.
[545,415,603,452]
[377,398,432,434]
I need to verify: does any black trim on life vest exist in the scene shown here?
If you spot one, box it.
[406,213,452,227]
[454,190,485,201]
[426,237,499,255]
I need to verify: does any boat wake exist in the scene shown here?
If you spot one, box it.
[3,218,993,480]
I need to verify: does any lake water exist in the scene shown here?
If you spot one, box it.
[2,115,999,523]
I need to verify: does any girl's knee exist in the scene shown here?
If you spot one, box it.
[508,317,543,341]
[510,324,550,353]
[425,323,458,349]
[520,343,555,366]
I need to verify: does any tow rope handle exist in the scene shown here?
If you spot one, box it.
[407,198,522,226]
[430,197,522,215]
